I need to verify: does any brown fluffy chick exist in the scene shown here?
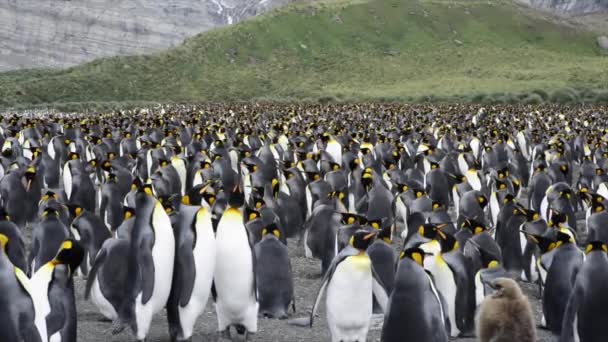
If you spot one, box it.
[475,278,536,342]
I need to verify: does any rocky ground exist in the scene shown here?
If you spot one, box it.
[74,237,556,342]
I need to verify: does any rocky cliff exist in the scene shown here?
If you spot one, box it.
[520,0,608,15]
[0,0,297,71]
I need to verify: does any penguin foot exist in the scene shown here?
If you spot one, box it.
[110,319,126,335]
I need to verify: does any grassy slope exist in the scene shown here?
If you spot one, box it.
[1,0,607,106]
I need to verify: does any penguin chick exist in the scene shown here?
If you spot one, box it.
[475,278,536,342]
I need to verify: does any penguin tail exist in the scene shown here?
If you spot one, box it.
[286,316,312,327]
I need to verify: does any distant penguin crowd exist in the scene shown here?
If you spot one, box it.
[0,103,607,342]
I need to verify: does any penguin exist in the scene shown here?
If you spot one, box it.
[213,185,258,340]
[303,203,341,274]
[293,230,388,342]
[114,186,176,341]
[254,223,295,319]
[0,208,28,272]
[167,204,216,342]
[63,153,95,212]
[476,278,536,342]
[68,206,111,276]
[419,227,475,337]
[0,233,42,342]
[381,247,449,342]
[366,225,396,313]
[560,241,608,342]
[99,172,128,231]
[28,207,70,275]
[542,231,584,334]
[29,239,84,342]
[84,237,130,321]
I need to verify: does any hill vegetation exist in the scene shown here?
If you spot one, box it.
[1,0,607,108]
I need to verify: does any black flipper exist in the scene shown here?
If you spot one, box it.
[140,233,156,305]
[85,245,108,300]
[178,238,196,307]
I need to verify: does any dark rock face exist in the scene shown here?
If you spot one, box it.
[0,0,298,71]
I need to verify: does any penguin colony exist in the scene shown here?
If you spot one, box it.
[0,103,607,342]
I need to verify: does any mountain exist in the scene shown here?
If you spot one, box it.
[521,0,608,15]
[0,0,299,71]
[1,0,607,107]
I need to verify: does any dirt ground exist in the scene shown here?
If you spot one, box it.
[74,237,556,342]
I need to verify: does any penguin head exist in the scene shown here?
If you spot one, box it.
[488,278,523,299]
[555,231,574,248]
[245,207,260,222]
[123,206,135,221]
[377,225,392,244]
[437,231,459,252]
[340,213,366,226]
[513,206,540,222]
[522,231,557,254]
[361,170,373,191]
[461,219,487,235]
[52,239,85,276]
[585,241,608,255]
[477,195,488,209]
[548,210,567,227]
[41,206,60,219]
[349,230,377,251]
[399,247,426,267]
[67,204,84,218]
[261,224,281,240]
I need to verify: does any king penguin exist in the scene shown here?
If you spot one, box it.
[560,241,608,342]
[29,239,84,342]
[213,185,259,340]
[294,230,388,342]
[254,223,295,319]
[167,202,216,342]
[381,247,450,342]
[114,185,175,341]
[0,233,42,342]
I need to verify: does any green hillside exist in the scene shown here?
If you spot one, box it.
[1,0,607,107]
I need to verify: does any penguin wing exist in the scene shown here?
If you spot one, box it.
[248,228,258,301]
[443,252,474,331]
[371,265,389,313]
[177,239,196,307]
[84,244,108,300]
[560,285,582,342]
[140,233,156,305]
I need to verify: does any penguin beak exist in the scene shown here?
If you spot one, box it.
[363,231,377,241]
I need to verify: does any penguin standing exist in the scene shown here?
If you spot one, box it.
[114,187,175,341]
[382,247,449,342]
[213,186,259,339]
[0,233,42,342]
[254,223,295,319]
[0,209,28,272]
[28,207,70,275]
[476,278,536,342]
[29,239,84,342]
[167,204,216,342]
[84,237,130,321]
[560,241,608,342]
[69,206,111,276]
[296,230,388,342]
[542,232,583,334]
